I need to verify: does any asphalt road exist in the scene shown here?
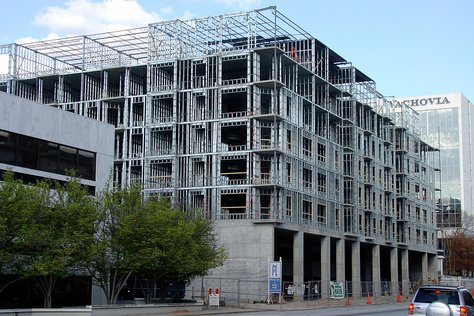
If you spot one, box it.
[234,304,407,316]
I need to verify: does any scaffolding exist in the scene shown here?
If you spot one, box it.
[0,6,439,252]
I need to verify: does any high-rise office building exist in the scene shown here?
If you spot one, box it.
[394,93,474,229]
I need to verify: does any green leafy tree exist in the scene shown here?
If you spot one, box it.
[84,183,143,305]
[131,199,227,303]
[2,171,227,307]
[12,173,97,308]
[0,171,30,293]
[85,185,226,305]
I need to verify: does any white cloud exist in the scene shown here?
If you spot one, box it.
[180,10,197,21]
[214,0,261,10]
[16,33,60,44]
[160,6,174,15]
[33,0,162,36]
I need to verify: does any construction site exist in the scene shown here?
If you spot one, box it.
[0,6,441,301]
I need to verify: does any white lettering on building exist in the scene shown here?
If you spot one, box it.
[392,97,450,107]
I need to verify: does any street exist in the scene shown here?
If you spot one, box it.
[234,303,407,316]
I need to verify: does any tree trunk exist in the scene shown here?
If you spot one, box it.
[159,279,168,303]
[144,278,157,304]
[92,269,132,305]
[35,275,56,308]
[144,281,152,304]
[109,270,132,305]
[44,289,53,308]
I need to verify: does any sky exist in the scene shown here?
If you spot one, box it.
[0,0,473,101]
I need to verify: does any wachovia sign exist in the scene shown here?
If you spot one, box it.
[392,96,450,107]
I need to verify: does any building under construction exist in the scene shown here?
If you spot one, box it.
[0,6,440,300]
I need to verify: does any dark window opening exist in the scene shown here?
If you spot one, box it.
[0,129,96,180]
[222,92,246,114]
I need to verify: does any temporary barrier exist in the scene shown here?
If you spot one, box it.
[188,278,417,307]
[208,288,220,308]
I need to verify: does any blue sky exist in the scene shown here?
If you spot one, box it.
[1,0,473,101]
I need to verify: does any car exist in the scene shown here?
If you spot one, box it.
[408,284,474,316]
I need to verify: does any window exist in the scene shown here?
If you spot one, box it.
[261,127,271,148]
[286,129,292,150]
[317,143,326,162]
[78,150,95,179]
[287,162,291,183]
[39,141,58,173]
[286,196,292,217]
[463,291,474,307]
[261,160,271,181]
[0,131,16,163]
[316,204,326,223]
[414,288,459,304]
[303,103,312,127]
[303,200,312,220]
[17,135,38,169]
[317,172,326,192]
[59,145,78,173]
[286,96,291,116]
[303,168,312,188]
[0,129,96,180]
[303,137,312,157]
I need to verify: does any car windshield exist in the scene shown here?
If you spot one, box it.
[415,288,460,305]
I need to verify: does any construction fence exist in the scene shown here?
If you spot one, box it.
[186,278,426,307]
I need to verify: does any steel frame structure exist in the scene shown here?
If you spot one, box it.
[0,6,442,297]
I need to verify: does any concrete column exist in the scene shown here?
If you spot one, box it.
[437,255,445,277]
[321,236,331,298]
[336,238,345,282]
[372,244,381,296]
[400,249,409,296]
[429,254,439,282]
[390,247,399,296]
[293,231,304,300]
[422,253,428,284]
[351,240,361,297]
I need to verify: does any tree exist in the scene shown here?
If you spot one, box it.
[0,171,30,294]
[84,183,144,305]
[1,172,226,307]
[4,172,97,308]
[444,213,474,275]
[130,199,227,303]
[85,185,226,305]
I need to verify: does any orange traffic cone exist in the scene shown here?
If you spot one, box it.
[367,291,372,304]
[397,292,401,303]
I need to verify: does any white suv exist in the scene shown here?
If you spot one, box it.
[408,285,474,316]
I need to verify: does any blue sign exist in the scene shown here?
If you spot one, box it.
[269,279,281,293]
[268,261,282,294]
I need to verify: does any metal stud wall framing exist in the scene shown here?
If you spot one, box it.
[0,6,439,253]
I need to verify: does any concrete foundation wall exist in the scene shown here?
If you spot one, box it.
[187,221,275,302]
[211,220,275,280]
